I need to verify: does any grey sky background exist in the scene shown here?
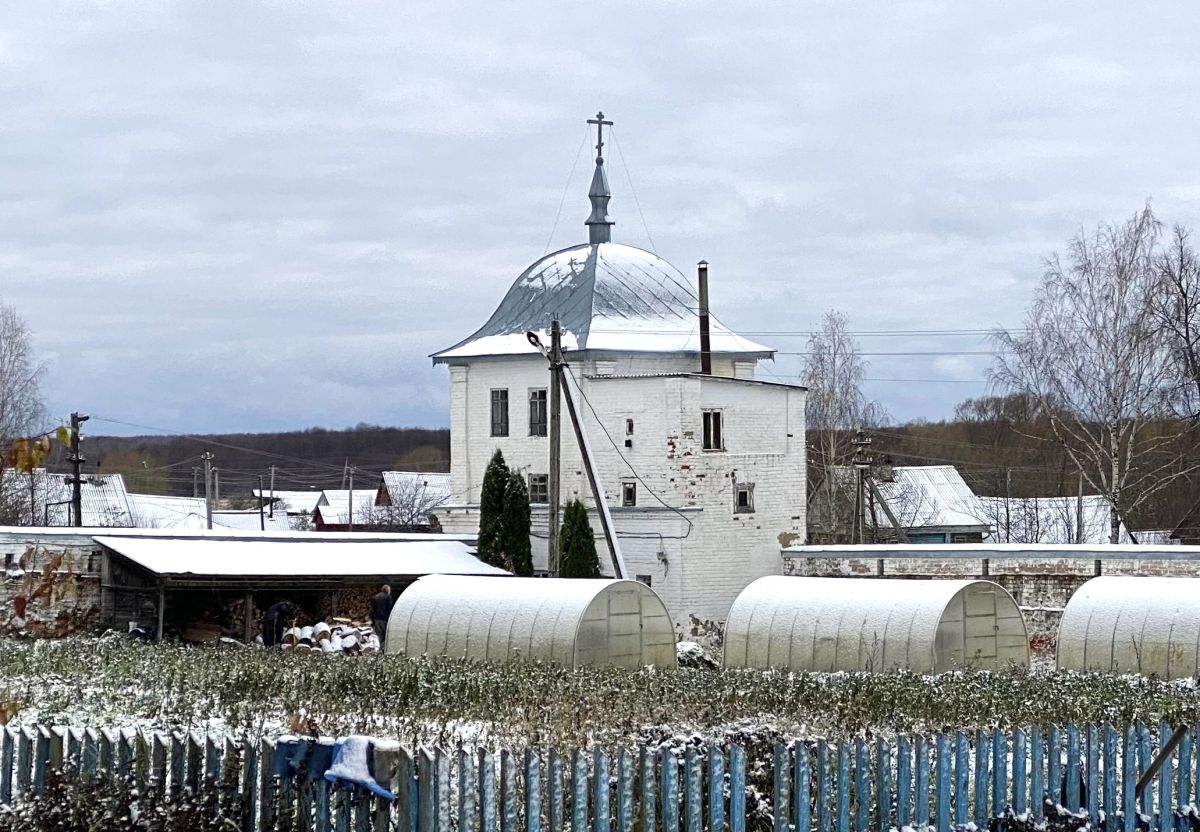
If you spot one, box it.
[2,2,1198,436]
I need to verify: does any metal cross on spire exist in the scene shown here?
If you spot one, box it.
[585,111,615,244]
[587,111,613,162]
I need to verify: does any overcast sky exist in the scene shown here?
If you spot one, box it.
[2,2,1198,436]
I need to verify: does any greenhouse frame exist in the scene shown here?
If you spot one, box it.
[722,576,1029,673]
[1057,576,1200,678]
[385,575,676,669]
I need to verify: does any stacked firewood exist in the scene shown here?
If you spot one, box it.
[280,618,381,655]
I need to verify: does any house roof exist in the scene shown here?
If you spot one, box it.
[93,535,509,580]
[1,469,133,526]
[828,465,987,532]
[315,489,382,526]
[978,495,1140,544]
[127,493,291,532]
[432,243,773,363]
[250,489,324,515]
[379,472,453,521]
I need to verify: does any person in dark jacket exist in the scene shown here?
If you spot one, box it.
[262,600,297,648]
[370,585,393,645]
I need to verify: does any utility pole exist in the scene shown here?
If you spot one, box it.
[214,468,220,509]
[192,466,199,499]
[851,429,873,545]
[347,465,356,532]
[547,319,564,574]
[66,412,89,527]
[202,452,214,530]
[257,474,266,531]
[268,464,276,518]
[1005,468,1012,543]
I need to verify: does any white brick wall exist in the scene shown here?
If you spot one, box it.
[441,353,807,633]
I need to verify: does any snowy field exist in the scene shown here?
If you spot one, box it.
[1,637,1197,749]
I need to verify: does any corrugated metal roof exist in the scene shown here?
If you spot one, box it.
[315,489,382,526]
[432,243,773,362]
[250,489,324,515]
[94,535,509,579]
[380,472,453,522]
[1,469,132,526]
[126,494,291,532]
[828,465,987,531]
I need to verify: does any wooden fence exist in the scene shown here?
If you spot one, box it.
[3,722,1200,830]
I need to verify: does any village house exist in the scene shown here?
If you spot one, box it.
[433,115,806,634]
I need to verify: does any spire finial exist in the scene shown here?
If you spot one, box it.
[585,111,614,245]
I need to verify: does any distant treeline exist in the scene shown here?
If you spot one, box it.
[78,424,450,497]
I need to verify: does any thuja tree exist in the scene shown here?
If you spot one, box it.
[502,470,533,576]
[477,449,508,568]
[559,499,601,578]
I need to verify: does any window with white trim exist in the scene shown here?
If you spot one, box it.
[490,389,509,437]
[621,481,637,507]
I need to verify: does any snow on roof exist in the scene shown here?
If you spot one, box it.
[126,493,291,532]
[432,243,774,362]
[315,489,382,525]
[379,472,453,521]
[250,489,324,515]
[831,465,987,531]
[94,535,509,579]
[977,495,1141,544]
[583,372,805,390]
[783,542,1200,559]
[2,469,132,526]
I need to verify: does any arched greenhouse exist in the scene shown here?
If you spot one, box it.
[1057,576,1200,678]
[722,576,1029,673]
[385,575,676,669]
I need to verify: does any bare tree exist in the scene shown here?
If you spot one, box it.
[1151,224,1200,417]
[992,205,1196,543]
[364,475,449,531]
[802,310,886,540]
[0,301,47,525]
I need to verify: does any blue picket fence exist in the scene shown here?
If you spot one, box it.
[3,722,1200,830]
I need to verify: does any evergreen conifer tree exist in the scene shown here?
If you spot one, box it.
[477,449,508,568]
[558,499,601,578]
[501,470,534,576]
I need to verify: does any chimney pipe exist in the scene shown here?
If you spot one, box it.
[698,260,712,375]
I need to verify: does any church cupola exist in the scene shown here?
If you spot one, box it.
[584,111,614,245]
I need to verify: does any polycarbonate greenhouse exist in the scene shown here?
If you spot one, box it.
[722,576,1029,673]
[1057,576,1200,678]
[385,575,677,669]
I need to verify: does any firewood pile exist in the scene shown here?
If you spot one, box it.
[281,618,382,655]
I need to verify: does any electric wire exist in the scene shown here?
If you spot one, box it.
[564,365,692,539]
[610,128,658,255]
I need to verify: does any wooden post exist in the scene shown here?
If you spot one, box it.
[243,591,253,643]
[156,582,165,641]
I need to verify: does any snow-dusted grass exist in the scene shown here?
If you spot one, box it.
[3,638,1199,748]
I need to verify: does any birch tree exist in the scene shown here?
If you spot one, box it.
[1151,224,1200,417]
[802,310,886,539]
[0,301,47,525]
[992,205,1195,542]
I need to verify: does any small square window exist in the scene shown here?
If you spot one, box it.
[735,482,755,514]
[702,409,723,451]
[528,389,547,436]
[528,474,549,504]
[621,481,637,507]
[635,574,652,587]
[625,418,634,436]
[490,389,509,437]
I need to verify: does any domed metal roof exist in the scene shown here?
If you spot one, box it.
[432,242,773,363]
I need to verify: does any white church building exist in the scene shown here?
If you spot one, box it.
[434,115,806,637]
